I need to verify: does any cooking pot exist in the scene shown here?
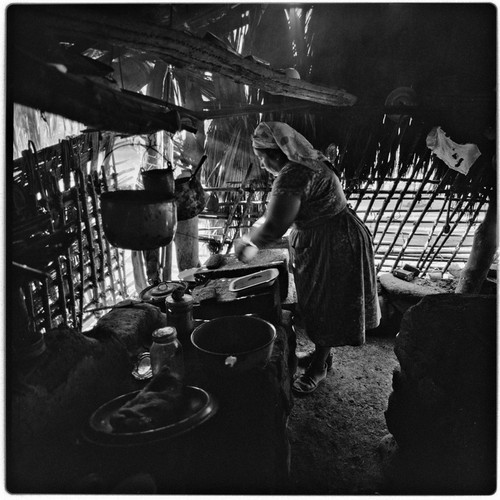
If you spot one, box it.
[191,315,276,374]
[100,191,177,250]
[141,166,175,197]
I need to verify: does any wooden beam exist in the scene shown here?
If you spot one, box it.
[14,6,357,108]
[9,48,182,135]
[120,89,319,120]
[195,102,317,120]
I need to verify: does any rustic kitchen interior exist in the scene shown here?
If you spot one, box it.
[6,3,497,495]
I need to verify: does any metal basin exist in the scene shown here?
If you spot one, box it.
[100,190,177,250]
[191,315,277,374]
[83,386,217,447]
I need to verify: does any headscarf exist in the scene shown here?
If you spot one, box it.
[251,121,329,171]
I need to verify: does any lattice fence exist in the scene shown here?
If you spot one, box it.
[11,133,492,335]
[12,132,129,334]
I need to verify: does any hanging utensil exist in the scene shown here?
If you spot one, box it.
[141,160,175,197]
[174,155,208,221]
[100,190,177,250]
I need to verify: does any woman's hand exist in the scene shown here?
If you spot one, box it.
[235,192,301,263]
[234,236,259,263]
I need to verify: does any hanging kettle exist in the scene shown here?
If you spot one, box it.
[175,155,208,221]
[141,161,175,197]
[100,190,177,250]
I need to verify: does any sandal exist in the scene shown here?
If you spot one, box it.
[292,363,328,395]
[296,350,333,371]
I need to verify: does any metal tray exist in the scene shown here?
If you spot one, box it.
[228,268,279,294]
[83,386,218,447]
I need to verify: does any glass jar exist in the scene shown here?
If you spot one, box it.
[165,294,194,344]
[149,326,184,378]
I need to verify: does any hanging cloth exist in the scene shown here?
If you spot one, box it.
[426,126,481,175]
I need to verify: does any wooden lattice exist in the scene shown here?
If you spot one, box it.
[12,132,128,333]
[11,133,492,336]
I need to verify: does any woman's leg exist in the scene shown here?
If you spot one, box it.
[309,345,332,371]
[297,345,333,370]
[292,344,332,394]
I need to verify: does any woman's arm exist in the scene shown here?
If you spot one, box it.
[250,192,301,247]
[234,192,300,263]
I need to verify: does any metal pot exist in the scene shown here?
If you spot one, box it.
[191,315,276,374]
[174,155,208,221]
[100,191,177,250]
[141,167,175,197]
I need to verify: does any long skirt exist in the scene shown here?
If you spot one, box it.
[289,207,380,347]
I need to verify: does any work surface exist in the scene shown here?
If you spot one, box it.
[195,248,290,301]
[9,265,295,494]
[80,313,294,494]
[8,306,295,494]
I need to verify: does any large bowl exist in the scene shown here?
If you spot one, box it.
[100,190,177,250]
[83,385,217,447]
[191,315,276,374]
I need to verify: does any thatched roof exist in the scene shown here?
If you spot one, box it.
[7,3,497,191]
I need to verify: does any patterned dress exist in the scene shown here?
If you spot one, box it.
[272,160,380,347]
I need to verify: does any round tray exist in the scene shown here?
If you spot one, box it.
[83,386,217,447]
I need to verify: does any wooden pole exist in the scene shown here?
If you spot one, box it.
[175,217,201,272]
[376,154,435,272]
[442,199,486,275]
[455,191,496,293]
[9,48,182,136]
[414,195,449,269]
[12,6,357,108]
[371,175,405,238]
[373,160,423,258]
[391,169,453,270]
[348,130,377,209]
[419,193,473,275]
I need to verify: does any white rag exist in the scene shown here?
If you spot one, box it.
[426,126,481,175]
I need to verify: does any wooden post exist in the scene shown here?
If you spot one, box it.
[456,191,497,294]
[175,217,200,272]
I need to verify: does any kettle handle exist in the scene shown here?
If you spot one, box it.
[192,155,207,178]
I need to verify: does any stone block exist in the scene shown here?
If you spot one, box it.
[8,303,166,493]
[384,294,496,494]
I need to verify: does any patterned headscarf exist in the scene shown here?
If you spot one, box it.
[251,122,329,171]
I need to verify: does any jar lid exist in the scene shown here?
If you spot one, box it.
[140,281,180,301]
[166,293,194,305]
[152,326,177,342]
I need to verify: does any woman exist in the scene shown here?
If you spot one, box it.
[235,122,380,395]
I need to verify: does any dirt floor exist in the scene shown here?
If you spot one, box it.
[287,326,400,495]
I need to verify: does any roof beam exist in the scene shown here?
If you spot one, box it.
[12,6,357,108]
[9,48,183,135]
